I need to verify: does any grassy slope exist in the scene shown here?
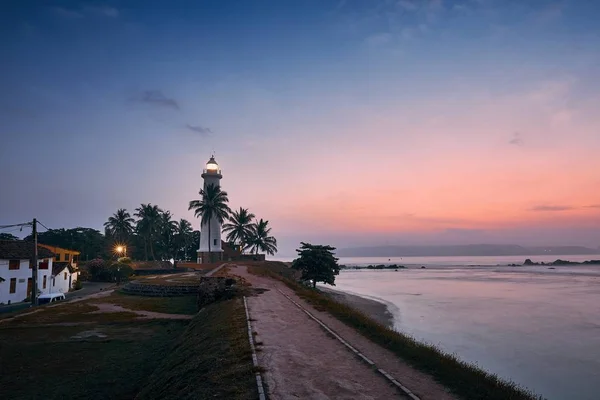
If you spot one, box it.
[0,320,188,400]
[0,290,197,400]
[249,262,544,400]
[87,291,199,315]
[135,298,258,400]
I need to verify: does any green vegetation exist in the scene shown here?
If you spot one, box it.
[189,183,231,262]
[292,242,340,288]
[0,297,190,400]
[223,207,256,250]
[85,258,134,282]
[135,298,257,400]
[245,219,278,255]
[89,291,199,315]
[249,262,543,400]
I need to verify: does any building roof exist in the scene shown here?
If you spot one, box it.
[52,262,70,275]
[0,240,55,259]
[38,243,81,255]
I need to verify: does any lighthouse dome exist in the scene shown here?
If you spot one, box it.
[203,155,221,175]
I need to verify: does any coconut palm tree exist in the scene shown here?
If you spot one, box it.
[134,203,162,260]
[188,184,230,262]
[222,207,255,252]
[158,210,178,260]
[104,209,135,243]
[245,219,277,256]
[174,218,193,260]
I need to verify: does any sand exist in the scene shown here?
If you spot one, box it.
[319,286,394,328]
[231,265,457,400]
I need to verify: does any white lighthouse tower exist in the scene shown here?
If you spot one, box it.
[197,155,223,264]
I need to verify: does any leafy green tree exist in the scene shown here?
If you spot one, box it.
[103,208,135,243]
[245,219,277,255]
[222,207,255,252]
[134,204,163,260]
[24,227,107,260]
[292,242,340,288]
[0,233,19,240]
[188,183,230,262]
[174,219,194,260]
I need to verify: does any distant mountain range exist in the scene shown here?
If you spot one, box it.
[336,244,600,257]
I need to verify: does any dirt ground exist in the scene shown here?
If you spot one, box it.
[230,265,457,400]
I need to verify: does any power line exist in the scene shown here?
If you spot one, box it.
[37,220,51,231]
[0,222,32,230]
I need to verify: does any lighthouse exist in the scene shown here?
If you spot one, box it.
[197,155,223,263]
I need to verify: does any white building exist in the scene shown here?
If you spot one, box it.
[197,155,224,264]
[0,240,56,305]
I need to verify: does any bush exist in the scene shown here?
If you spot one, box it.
[73,280,83,290]
[118,256,132,265]
[110,262,134,282]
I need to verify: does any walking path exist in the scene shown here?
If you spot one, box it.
[230,265,457,400]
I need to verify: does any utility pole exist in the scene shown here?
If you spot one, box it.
[31,218,38,306]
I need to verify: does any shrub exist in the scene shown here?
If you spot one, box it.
[73,280,83,290]
[110,262,134,282]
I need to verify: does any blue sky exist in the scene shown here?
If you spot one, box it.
[2,0,600,255]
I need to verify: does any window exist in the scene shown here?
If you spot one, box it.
[65,254,70,262]
[9,278,16,293]
[53,278,56,287]
[73,255,79,263]
[64,272,67,280]
[9,260,20,270]
[55,253,61,261]
[39,261,49,270]
[213,239,217,246]
[43,275,47,289]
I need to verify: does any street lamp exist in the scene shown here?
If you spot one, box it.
[115,245,127,257]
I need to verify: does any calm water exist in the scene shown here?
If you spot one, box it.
[310,258,600,400]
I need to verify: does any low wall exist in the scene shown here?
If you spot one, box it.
[133,268,189,276]
[121,281,199,297]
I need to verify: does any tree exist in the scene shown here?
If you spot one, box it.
[188,183,230,263]
[245,219,277,255]
[134,204,163,260]
[24,227,108,260]
[0,233,19,240]
[157,210,177,260]
[104,208,135,243]
[222,207,255,252]
[292,242,340,288]
[174,219,194,260]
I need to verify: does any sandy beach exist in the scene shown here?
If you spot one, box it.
[319,286,395,328]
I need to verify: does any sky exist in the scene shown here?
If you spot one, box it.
[1,0,600,256]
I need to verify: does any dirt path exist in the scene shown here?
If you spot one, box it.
[230,265,457,400]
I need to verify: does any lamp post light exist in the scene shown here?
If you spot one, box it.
[115,245,127,258]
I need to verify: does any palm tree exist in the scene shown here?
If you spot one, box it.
[104,209,135,243]
[158,210,178,260]
[174,219,194,260]
[188,183,230,262]
[134,204,162,260]
[222,207,255,252]
[245,219,277,256]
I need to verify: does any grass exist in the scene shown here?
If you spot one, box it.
[135,297,258,400]
[248,262,544,400]
[87,291,198,315]
[0,318,189,400]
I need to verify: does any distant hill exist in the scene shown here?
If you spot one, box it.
[336,244,600,257]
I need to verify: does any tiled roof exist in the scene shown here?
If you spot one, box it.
[0,240,55,259]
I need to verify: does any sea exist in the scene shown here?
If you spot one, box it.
[273,255,600,400]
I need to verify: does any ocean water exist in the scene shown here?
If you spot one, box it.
[314,259,600,400]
